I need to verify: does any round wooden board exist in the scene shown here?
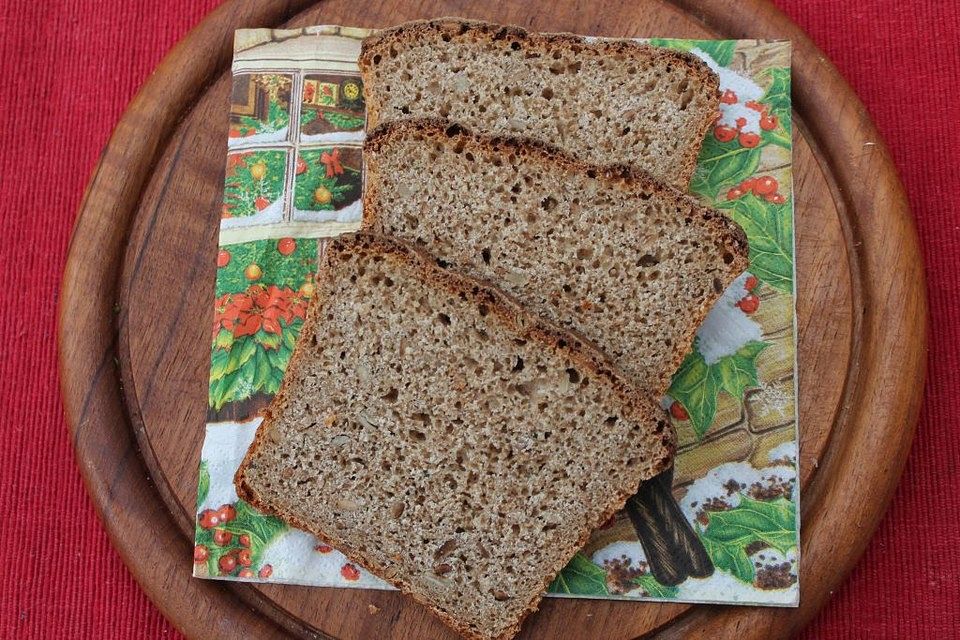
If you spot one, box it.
[59,0,927,638]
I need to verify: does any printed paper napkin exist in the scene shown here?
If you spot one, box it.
[194,25,798,606]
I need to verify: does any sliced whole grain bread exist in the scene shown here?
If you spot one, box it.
[363,120,749,397]
[359,18,720,189]
[234,233,674,640]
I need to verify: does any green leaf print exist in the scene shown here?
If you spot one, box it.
[712,341,770,400]
[704,497,796,554]
[698,496,798,584]
[668,350,720,439]
[669,341,770,438]
[548,553,609,595]
[690,135,762,201]
[760,67,791,136]
[718,195,794,293]
[632,574,680,599]
[701,533,756,583]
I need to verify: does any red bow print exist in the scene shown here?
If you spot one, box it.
[320,148,343,178]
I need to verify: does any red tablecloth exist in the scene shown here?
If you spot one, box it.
[2,1,957,637]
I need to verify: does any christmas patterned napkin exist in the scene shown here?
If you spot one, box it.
[195,26,799,606]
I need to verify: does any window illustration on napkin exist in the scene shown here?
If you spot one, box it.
[193,25,798,607]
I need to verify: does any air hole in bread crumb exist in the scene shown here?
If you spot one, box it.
[566,368,580,384]
[541,87,554,100]
[722,251,735,264]
[407,429,426,442]
[437,312,451,326]
[540,196,557,211]
[481,248,491,264]
[383,388,399,403]
[478,304,489,317]
[511,356,524,372]
[638,253,659,267]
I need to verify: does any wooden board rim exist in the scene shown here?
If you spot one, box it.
[58,1,928,638]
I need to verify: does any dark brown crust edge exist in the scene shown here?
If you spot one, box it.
[234,232,676,640]
[358,17,721,187]
[362,118,750,397]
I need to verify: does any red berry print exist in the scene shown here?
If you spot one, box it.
[727,187,744,200]
[740,178,758,193]
[277,237,296,256]
[217,504,237,523]
[341,563,361,581]
[238,549,253,567]
[194,545,209,563]
[720,89,738,104]
[713,125,737,143]
[296,156,308,175]
[254,196,270,211]
[759,114,779,131]
[198,509,219,529]
[213,529,232,547]
[239,534,251,548]
[238,568,255,578]
[219,554,237,574]
[745,275,759,292]
[767,193,787,205]
[258,564,273,579]
[315,544,334,553]
[753,176,778,196]
[745,100,765,112]
[738,132,760,148]
[216,249,231,268]
[735,116,747,129]
[670,401,689,421]
[737,294,760,314]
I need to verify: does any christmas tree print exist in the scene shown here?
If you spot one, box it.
[293,148,362,213]
[229,73,292,140]
[222,150,287,219]
[209,238,318,411]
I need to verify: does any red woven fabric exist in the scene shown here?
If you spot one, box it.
[0,1,956,637]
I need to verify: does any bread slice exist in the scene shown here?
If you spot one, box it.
[235,233,674,640]
[363,121,749,397]
[359,18,720,189]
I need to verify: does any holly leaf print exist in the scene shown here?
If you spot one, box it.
[548,553,609,596]
[712,341,770,400]
[668,349,721,438]
[632,574,680,599]
[690,135,762,201]
[701,533,755,583]
[698,496,798,584]
[718,194,794,293]
[760,67,791,136]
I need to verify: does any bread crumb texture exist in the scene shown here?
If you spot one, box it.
[238,234,673,640]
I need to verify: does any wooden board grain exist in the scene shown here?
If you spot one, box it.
[58,0,927,638]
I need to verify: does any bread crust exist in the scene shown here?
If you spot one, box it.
[235,232,675,640]
[358,17,720,187]
[362,119,749,397]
